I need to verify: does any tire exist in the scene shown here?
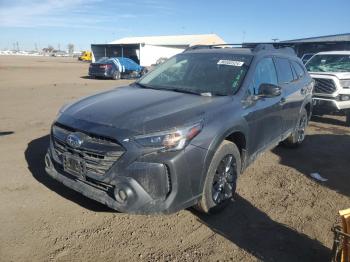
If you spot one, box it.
[346,111,350,127]
[112,70,121,80]
[283,107,308,148]
[196,140,241,214]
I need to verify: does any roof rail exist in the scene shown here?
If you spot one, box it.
[184,43,296,55]
[252,44,275,52]
[184,43,244,52]
[244,42,297,55]
[252,44,296,55]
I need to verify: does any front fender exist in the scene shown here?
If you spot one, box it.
[197,121,249,193]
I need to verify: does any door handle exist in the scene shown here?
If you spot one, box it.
[279,97,286,105]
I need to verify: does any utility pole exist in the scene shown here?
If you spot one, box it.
[16,42,19,51]
[242,31,246,43]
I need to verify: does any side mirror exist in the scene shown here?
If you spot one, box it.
[258,83,281,97]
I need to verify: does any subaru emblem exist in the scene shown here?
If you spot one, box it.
[66,133,83,148]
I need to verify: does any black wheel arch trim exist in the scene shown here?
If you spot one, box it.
[199,124,248,193]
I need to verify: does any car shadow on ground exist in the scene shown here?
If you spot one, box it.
[311,115,347,127]
[80,76,100,80]
[193,195,330,262]
[272,134,350,198]
[24,135,114,212]
[0,131,14,136]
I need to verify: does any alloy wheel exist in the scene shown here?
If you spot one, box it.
[212,154,237,204]
[297,114,307,143]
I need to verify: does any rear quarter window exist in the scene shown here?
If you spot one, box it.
[274,57,294,84]
[291,61,305,79]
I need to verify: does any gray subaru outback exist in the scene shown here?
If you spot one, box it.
[45,44,313,214]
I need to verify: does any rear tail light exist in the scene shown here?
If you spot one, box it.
[100,64,112,70]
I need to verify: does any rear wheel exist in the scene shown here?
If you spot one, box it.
[112,70,121,80]
[283,108,308,147]
[196,140,241,214]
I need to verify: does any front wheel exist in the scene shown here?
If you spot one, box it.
[196,140,241,214]
[283,108,308,147]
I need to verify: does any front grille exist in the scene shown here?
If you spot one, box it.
[313,78,337,94]
[52,124,125,176]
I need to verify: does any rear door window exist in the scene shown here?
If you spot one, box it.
[274,57,294,84]
[289,62,297,81]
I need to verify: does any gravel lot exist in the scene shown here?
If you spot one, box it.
[0,55,349,262]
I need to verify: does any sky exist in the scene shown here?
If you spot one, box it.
[0,0,349,51]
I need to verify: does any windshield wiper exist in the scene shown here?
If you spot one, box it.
[169,87,228,96]
[132,82,160,90]
[133,83,226,96]
[169,88,202,95]
[210,92,227,96]
[137,84,203,95]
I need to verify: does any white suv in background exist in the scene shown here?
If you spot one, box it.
[306,51,350,126]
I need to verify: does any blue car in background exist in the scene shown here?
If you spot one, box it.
[89,57,147,80]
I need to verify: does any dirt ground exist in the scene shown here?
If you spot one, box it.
[0,55,349,262]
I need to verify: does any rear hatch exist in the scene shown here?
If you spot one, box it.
[89,63,111,75]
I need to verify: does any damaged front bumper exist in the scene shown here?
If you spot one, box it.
[45,141,207,214]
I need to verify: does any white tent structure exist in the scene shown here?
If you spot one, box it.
[91,34,225,66]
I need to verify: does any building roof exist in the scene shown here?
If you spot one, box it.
[283,33,350,43]
[109,34,226,46]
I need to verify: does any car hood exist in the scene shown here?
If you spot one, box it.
[309,72,350,80]
[58,85,230,137]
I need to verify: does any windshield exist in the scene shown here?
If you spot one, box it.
[306,54,350,72]
[138,52,252,96]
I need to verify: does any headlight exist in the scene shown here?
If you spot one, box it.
[340,79,350,89]
[134,122,203,151]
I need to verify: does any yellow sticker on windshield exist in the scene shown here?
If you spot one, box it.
[217,60,244,66]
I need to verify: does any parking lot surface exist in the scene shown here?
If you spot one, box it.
[0,56,349,261]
